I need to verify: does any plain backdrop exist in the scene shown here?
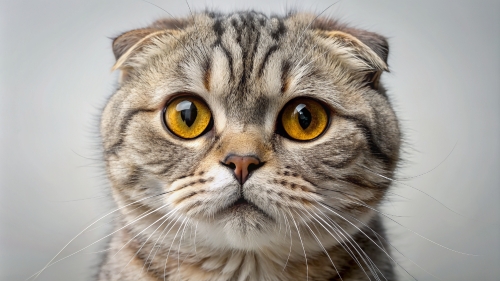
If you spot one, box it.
[1,0,499,280]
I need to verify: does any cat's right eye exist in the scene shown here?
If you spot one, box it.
[163,96,213,139]
[278,98,329,141]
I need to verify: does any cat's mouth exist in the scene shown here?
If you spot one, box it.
[223,196,271,219]
[232,197,249,205]
[227,197,255,210]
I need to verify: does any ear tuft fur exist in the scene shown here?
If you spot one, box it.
[311,17,389,67]
[111,29,169,72]
[310,16,389,89]
[342,28,389,67]
[314,30,388,72]
[111,18,190,74]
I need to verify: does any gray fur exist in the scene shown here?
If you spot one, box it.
[99,11,400,281]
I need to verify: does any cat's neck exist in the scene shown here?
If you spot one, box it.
[99,211,391,281]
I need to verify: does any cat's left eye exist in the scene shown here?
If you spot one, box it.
[278,98,329,141]
[163,96,213,139]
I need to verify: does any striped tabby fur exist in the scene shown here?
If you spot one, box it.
[98,11,400,281]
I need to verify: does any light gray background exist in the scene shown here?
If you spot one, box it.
[1,0,499,280]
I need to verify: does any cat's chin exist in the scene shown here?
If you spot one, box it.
[207,199,275,250]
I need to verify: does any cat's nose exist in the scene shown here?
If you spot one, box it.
[223,155,262,185]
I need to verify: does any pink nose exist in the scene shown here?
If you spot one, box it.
[224,155,261,184]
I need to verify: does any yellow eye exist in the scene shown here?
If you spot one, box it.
[280,98,329,141]
[164,96,212,139]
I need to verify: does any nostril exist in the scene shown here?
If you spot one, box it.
[247,163,259,174]
[220,160,237,170]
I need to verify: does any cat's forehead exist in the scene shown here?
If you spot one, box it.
[159,12,319,122]
[192,11,298,93]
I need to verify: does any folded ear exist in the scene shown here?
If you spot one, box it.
[111,17,190,83]
[111,28,170,82]
[341,28,389,66]
[314,29,389,89]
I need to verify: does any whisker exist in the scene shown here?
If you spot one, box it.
[277,210,283,235]
[294,208,343,281]
[321,213,385,281]
[193,221,199,256]
[144,212,182,273]
[87,202,169,255]
[397,143,457,180]
[86,197,165,233]
[286,208,308,281]
[29,191,169,280]
[336,207,443,280]
[177,217,190,273]
[314,211,370,279]
[281,210,293,271]
[114,208,178,258]
[333,178,410,200]
[164,217,188,280]
[318,202,420,280]
[306,207,373,281]
[120,209,179,277]
[179,221,196,269]
[316,187,407,218]
[30,203,170,280]
[358,164,462,216]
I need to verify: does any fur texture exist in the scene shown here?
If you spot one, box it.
[98,11,400,281]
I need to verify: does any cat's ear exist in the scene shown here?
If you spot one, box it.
[111,27,180,82]
[314,29,389,89]
[111,18,189,81]
[111,28,167,82]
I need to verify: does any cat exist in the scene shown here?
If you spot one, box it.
[97,10,400,281]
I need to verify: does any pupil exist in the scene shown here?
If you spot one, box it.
[177,100,198,127]
[296,104,312,129]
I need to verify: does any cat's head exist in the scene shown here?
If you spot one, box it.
[101,11,399,251]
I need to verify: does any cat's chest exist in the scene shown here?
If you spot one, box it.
[98,225,381,281]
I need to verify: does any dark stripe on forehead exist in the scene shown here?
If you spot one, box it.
[270,17,286,41]
[203,58,211,92]
[281,60,291,93]
[236,14,250,91]
[239,13,265,91]
[212,18,225,45]
[220,46,234,81]
[248,31,261,75]
[231,19,242,45]
[248,16,265,77]
[212,19,234,80]
[258,18,286,78]
[257,45,278,77]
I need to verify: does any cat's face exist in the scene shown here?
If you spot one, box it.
[101,12,400,251]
